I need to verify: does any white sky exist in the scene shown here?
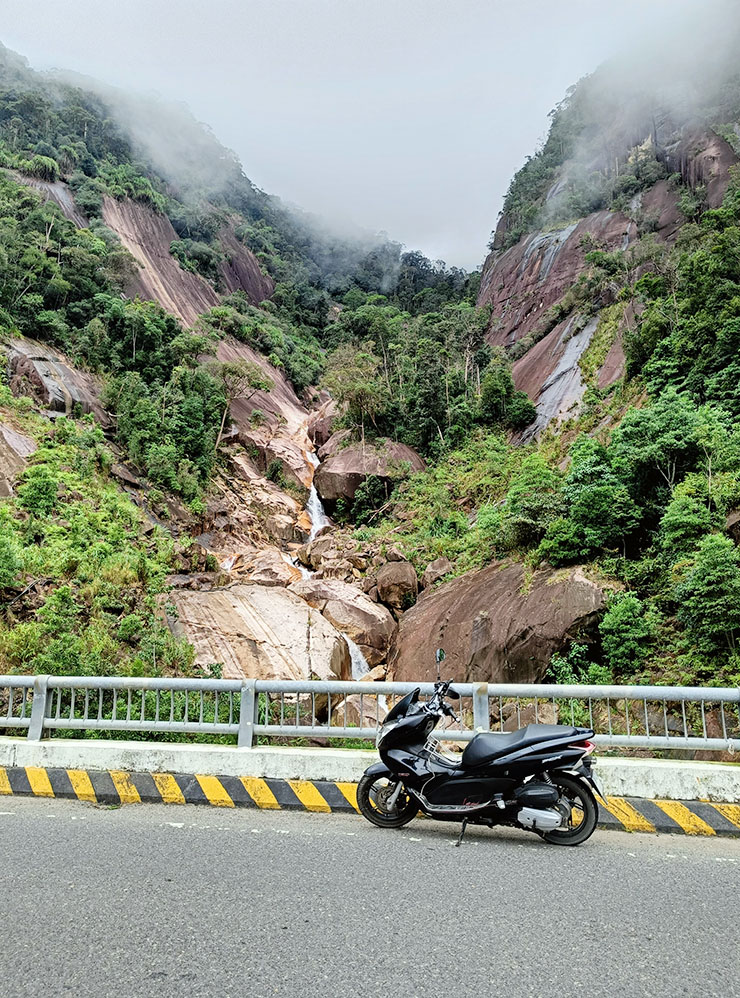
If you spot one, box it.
[0,0,708,268]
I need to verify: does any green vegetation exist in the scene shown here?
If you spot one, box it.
[0,412,194,676]
[364,170,740,689]
[321,298,533,462]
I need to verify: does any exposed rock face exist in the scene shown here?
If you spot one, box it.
[479,211,634,352]
[0,422,36,497]
[168,584,351,681]
[102,196,220,327]
[376,561,419,612]
[7,337,110,427]
[215,337,314,488]
[217,224,274,304]
[307,396,337,448]
[421,556,453,589]
[241,549,302,587]
[288,577,397,666]
[10,173,88,227]
[478,128,739,437]
[102,198,274,327]
[387,561,606,684]
[314,439,425,507]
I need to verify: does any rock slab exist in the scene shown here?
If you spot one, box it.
[289,577,397,666]
[387,560,605,684]
[168,584,351,681]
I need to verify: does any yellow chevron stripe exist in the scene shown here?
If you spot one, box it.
[707,802,740,830]
[195,774,234,807]
[335,782,360,812]
[240,776,280,809]
[109,770,141,805]
[152,772,185,805]
[288,780,331,813]
[652,800,716,835]
[0,767,11,795]
[25,766,54,798]
[66,769,96,802]
[603,796,656,833]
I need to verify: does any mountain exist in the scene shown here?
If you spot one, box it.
[3,38,740,705]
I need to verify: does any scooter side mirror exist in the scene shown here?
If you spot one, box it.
[435,648,446,664]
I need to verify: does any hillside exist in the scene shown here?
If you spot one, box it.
[3,38,740,700]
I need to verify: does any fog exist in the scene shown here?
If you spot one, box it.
[0,0,730,267]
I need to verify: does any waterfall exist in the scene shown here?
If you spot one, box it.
[306,451,330,541]
[344,635,371,679]
[293,449,374,684]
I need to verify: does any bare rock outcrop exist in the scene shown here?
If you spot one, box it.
[289,577,397,666]
[215,337,315,488]
[102,198,273,327]
[218,224,274,304]
[421,556,453,589]
[7,337,110,427]
[0,422,37,497]
[387,560,606,685]
[168,584,351,681]
[10,173,88,227]
[314,438,425,507]
[376,560,419,612]
[478,129,739,439]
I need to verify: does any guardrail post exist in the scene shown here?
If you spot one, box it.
[472,683,490,732]
[237,680,258,748]
[27,674,50,740]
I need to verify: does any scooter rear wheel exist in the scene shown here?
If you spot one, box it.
[357,774,418,828]
[542,773,598,846]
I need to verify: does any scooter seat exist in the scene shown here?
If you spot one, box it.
[461,724,580,767]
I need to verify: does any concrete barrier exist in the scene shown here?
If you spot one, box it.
[1,736,738,802]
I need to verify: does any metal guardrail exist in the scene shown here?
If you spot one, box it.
[0,675,738,754]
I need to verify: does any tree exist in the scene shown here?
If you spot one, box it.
[208,360,273,450]
[322,343,388,446]
[609,388,701,498]
[676,535,740,654]
[658,493,715,561]
[600,593,653,674]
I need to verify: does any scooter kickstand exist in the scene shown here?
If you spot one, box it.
[455,818,469,847]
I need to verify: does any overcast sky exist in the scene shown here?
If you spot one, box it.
[1,0,707,268]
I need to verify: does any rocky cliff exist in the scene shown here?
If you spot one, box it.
[478,126,739,436]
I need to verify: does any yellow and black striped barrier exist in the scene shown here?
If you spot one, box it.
[1,766,739,836]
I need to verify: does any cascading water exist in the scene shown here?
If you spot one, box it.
[294,450,372,680]
[306,451,330,541]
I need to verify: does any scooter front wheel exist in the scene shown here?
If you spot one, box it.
[357,773,419,828]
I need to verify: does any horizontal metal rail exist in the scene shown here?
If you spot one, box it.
[0,675,737,755]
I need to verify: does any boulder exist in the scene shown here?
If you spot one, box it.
[0,422,36,497]
[307,397,337,448]
[243,549,302,587]
[421,556,453,589]
[331,694,387,729]
[7,337,110,427]
[289,577,397,666]
[387,560,606,684]
[376,561,419,611]
[167,584,351,681]
[314,438,425,507]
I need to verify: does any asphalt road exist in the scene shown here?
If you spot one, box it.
[1,798,739,998]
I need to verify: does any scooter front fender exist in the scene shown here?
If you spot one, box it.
[362,760,393,779]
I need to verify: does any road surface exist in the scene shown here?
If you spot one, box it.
[1,797,738,998]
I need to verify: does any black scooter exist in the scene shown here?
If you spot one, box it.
[358,651,602,846]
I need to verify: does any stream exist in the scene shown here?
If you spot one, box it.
[290,451,371,680]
